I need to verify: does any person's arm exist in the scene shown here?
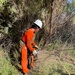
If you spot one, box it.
[32,41,39,49]
[26,31,35,52]
[32,41,36,46]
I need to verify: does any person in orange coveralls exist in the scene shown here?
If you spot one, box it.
[21,19,43,75]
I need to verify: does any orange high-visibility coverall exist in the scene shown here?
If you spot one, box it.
[21,28,36,74]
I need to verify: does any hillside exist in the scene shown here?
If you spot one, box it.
[0,0,75,75]
[0,46,75,75]
[34,49,75,75]
[0,47,21,75]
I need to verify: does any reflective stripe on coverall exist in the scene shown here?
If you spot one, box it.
[21,28,36,73]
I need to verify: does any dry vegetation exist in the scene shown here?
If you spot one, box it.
[0,0,75,75]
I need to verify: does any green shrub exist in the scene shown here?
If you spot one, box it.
[0,48,20,75]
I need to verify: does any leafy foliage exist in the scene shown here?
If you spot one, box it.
[0,0,75,74]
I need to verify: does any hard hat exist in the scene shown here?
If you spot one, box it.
[34,19,42,29]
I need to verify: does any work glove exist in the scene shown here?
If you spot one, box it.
[32,50,38,56]
[35,45,39,49]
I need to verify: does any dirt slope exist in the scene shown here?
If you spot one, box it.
[30,49,75,75]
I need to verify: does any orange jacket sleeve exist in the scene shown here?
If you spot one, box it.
[26,29,36,52]
[32,41,36,46]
